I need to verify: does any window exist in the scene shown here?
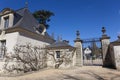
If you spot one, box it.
[1,40,6,47]
[4,16,9,29]
[0,40,6,59]
[56,51,60,58]
[37,27,44,33]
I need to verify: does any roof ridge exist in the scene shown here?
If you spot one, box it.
[15,7,27,12]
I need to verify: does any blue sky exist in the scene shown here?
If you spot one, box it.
[0,0,120,45]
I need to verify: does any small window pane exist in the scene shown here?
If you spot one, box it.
[0,40,6,59]
[56,51,60,58]
[4,17,9,29]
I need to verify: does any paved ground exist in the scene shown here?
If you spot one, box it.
[0,66,120,80]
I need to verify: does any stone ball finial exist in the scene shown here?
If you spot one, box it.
[74,30,82,42]
[76,30,80,39]
[76,30,80,36]
[118,34,120,40]
[102,27,106,35]
[116,34,120,42]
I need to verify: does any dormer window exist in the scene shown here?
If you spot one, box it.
[36,24,46,35]
[0,8,14,30]
[36,26,43,34]
[4,16,9,29]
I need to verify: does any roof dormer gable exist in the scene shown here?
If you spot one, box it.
[0,8,14,30]
[0,8,14,16]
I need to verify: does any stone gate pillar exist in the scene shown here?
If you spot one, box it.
[100,27,110,66]
[74,30,83,66]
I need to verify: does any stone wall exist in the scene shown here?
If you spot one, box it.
[113,45,120,70]
[101,39,110,61]
[17,32,50,47]
[103,39,120,70]
[6,32,19,53]
[103,44,115,68]
[0,31,51,72]
[47,49,75,68]
[0,13,14,29]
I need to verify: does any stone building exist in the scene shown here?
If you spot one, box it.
[46,30,83,68]
[0,7,54,54]
[0,7,55,71]
[1,6,120,73]
[103,36,120,70]
[46,40,76,68]
[0,7,83,72]
[83,47,92,60]
[100,27,120,70]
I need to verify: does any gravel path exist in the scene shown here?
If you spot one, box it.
[0,66,120,80]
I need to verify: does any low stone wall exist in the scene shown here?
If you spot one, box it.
[47,49,75,68]
[104,40,120,70]
[0,61,5,72]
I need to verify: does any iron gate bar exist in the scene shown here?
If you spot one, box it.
[82,37,103,66]
[82,38,100,43]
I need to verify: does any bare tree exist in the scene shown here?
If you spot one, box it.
[4,43,47,73]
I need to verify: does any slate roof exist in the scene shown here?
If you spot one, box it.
[0,7,53,39]
[13,8,39,33]
[16,8,26,16]
[0,8,39,33]
[47,41,75,49]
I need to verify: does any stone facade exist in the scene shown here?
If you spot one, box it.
[74,31,83,66]
[46,40,76,68]
[104,37,120,70]
[47,48,75,68]
[0,7,83,72]
[0,7,55,71]
[113,45,120,70]
[100,27,110,67]
[101,27,120,70]
[101,37,110,67]
[2,7,120,73]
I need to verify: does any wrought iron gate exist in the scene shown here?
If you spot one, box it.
[82,38,103,66]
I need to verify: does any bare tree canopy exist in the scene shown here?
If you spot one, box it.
[4,44,47,73]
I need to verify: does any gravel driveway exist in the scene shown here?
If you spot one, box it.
[0,66,120,80]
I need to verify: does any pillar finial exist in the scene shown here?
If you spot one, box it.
[102,27,106,35]
[100,26,110,40]
[117,34,120,41]
[74,30,82,42]
[76,30,80,39]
